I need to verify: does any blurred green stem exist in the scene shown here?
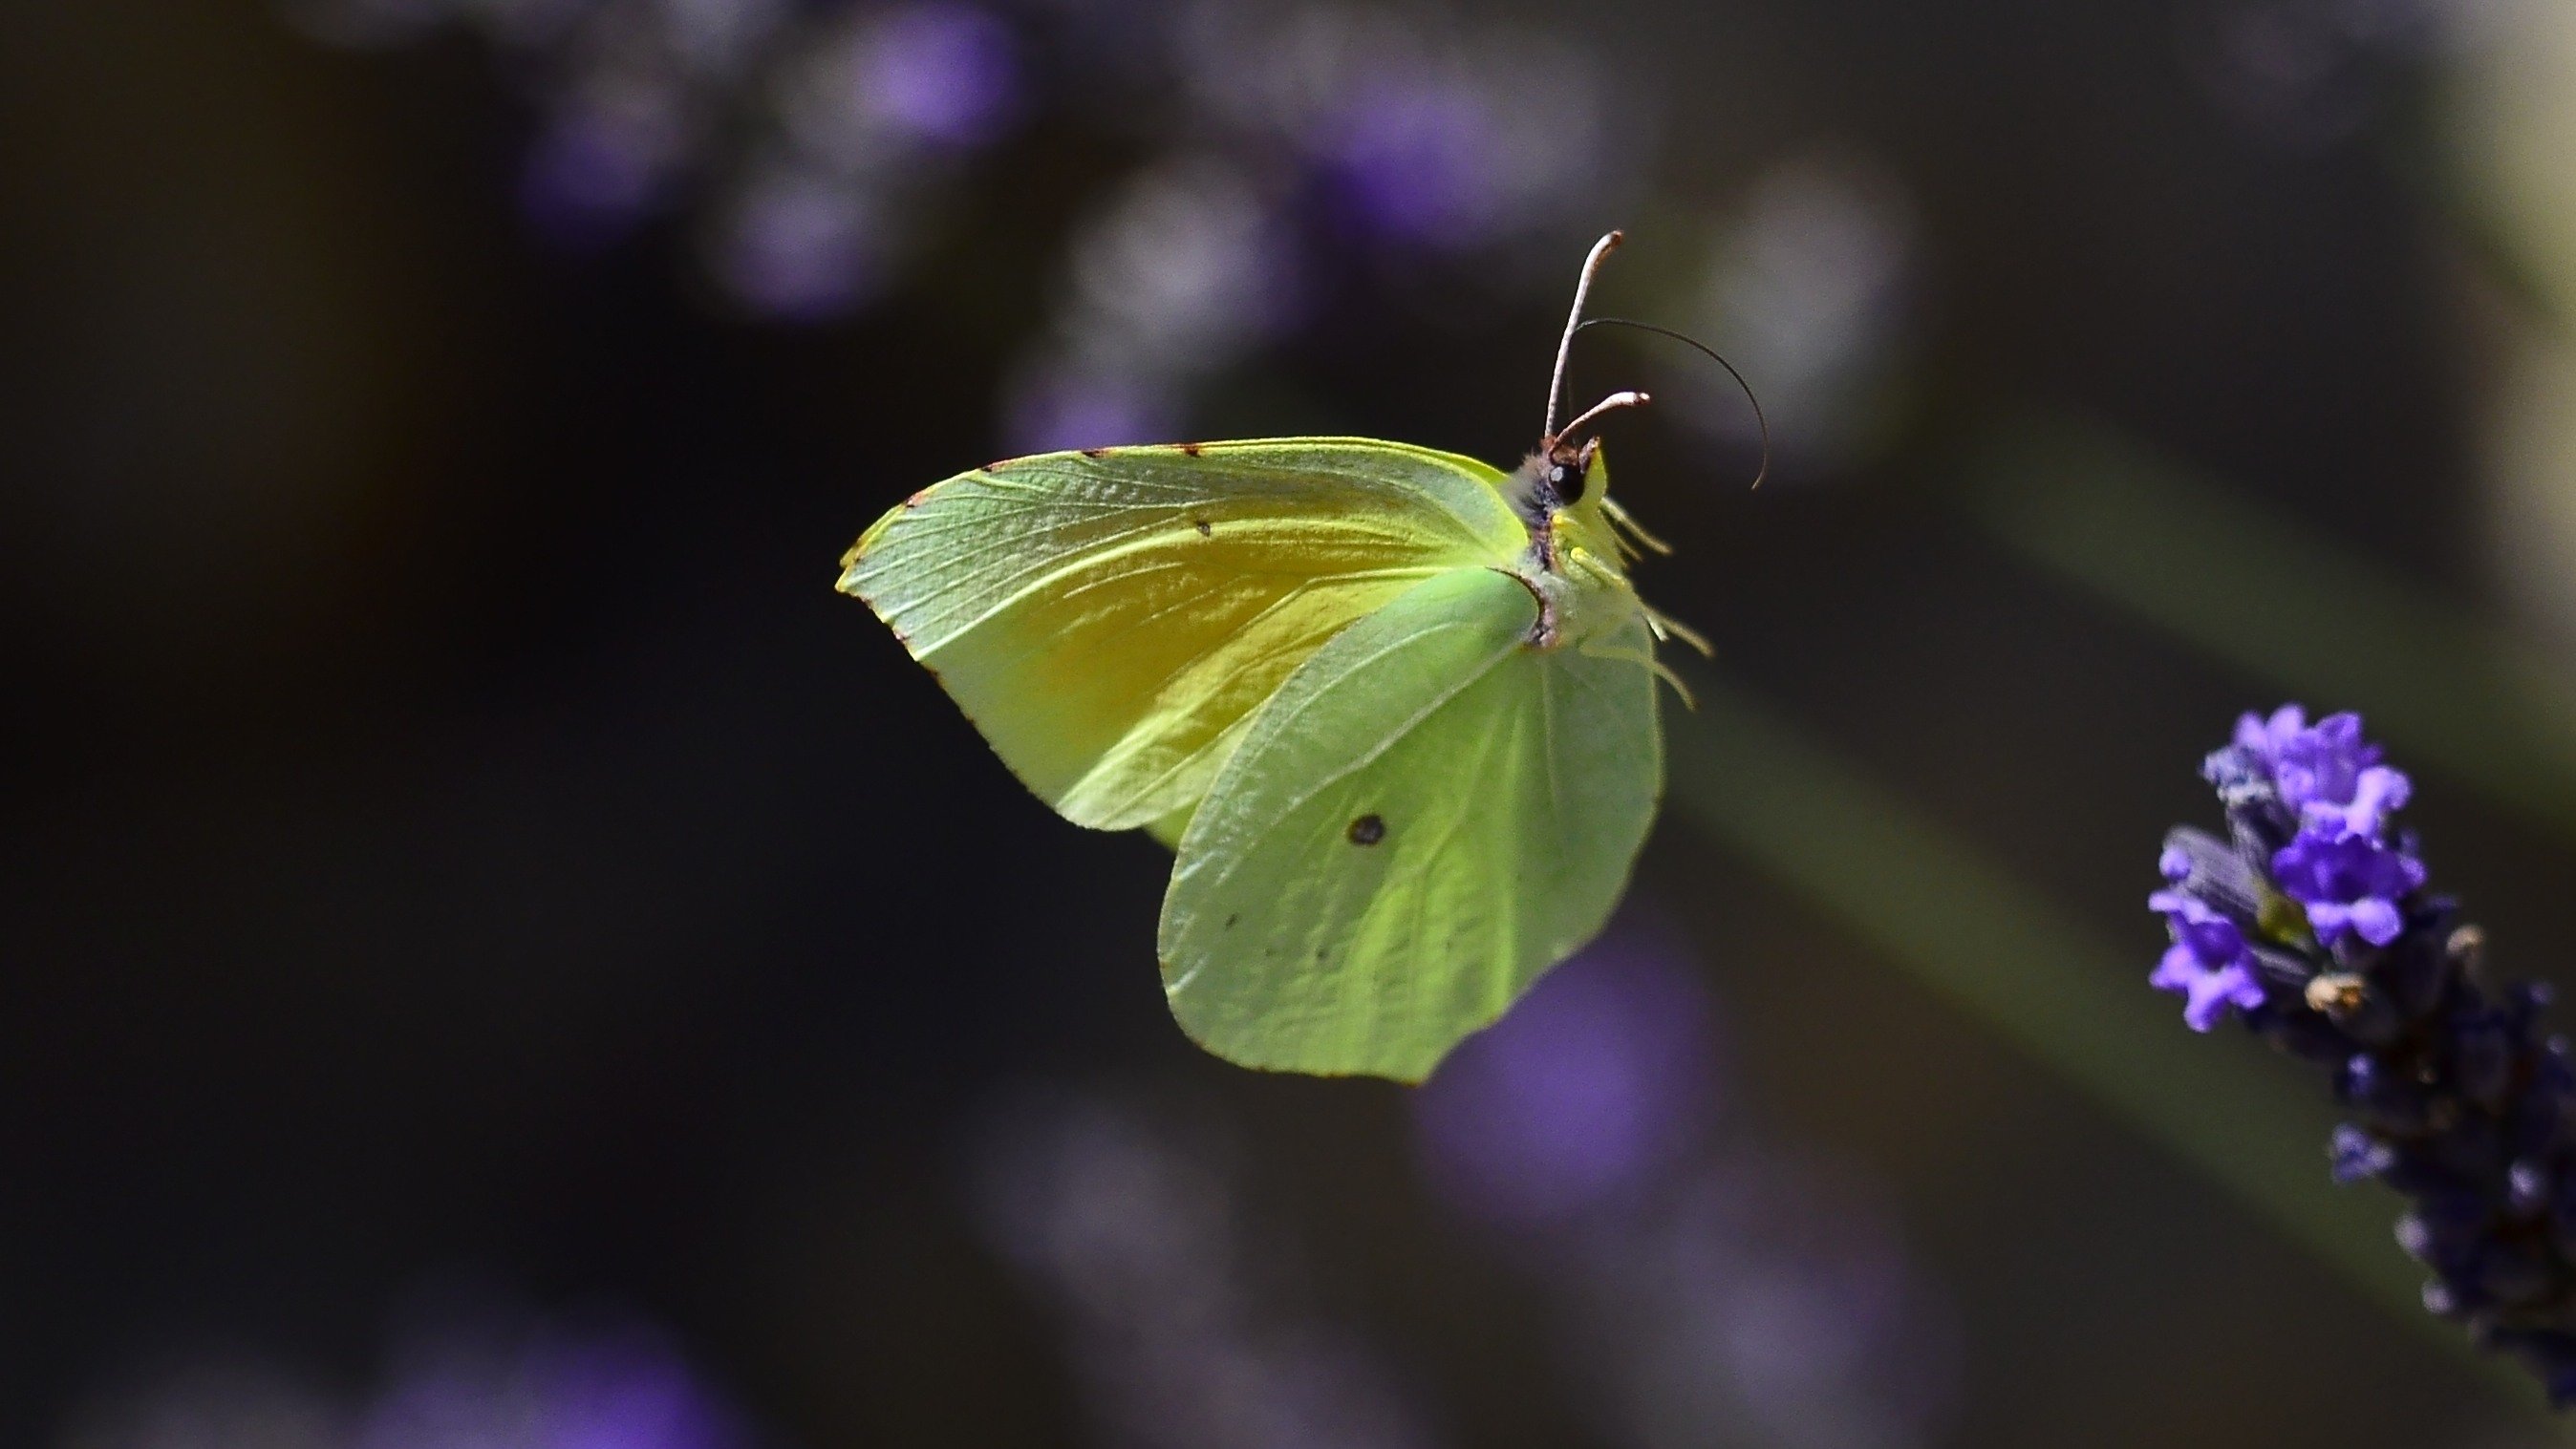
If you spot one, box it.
[1667,672,2540,1409]
[1965,413,2576,838]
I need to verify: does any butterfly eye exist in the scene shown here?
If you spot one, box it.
[1556,462,1587,504]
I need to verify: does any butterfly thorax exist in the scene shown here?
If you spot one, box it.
[1502,442,1645,651]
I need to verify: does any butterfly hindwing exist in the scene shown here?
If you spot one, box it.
[1157,566,1664,1081]
[840,440,1527,831]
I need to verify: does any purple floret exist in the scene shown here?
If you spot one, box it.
[2307,762,2412,840]
[2148,890,2268,1031]
[2157,842,2194,884]
[2329,1122,2397,1184]
[2274,712,2410,837]
[2230,703,2311,768]
[2229,705,2413,840]
[2271,832,2426,947]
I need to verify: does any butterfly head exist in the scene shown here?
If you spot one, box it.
[1509,435,1642,576]
[1539,435,1596,504]
[1506,430,1599,520]
[1508,435,1594,519]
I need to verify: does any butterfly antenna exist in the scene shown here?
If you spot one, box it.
[1573,316,1771,490]
[1544,230,1624,440]
[1556,389,1651,443]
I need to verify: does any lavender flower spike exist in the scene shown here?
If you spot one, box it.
[2151,704,2576,1406]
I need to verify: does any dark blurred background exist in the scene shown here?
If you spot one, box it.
[10,0,2576,1444]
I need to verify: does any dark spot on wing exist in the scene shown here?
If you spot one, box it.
[1179,441,1204,456]
[903,488,933,509]
[1347,814,1385,845]
[1224,913,1238,929]
[1192,517,1212,537]
[1080,447,1108,459]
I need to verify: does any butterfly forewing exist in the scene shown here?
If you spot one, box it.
[840,440,1527,831]
[1158,566,1664,1081]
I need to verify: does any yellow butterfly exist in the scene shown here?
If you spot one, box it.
[843,233,1720,1080]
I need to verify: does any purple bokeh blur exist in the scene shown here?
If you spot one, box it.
[1414,931,1958,1449]
[55,1298,755,1449]
[301,0,1629,370]
[1004,373,1172,455]
[971,1091,1439,1449]
[1414,933,1718,1231]
[998,156,1301,451]
[712,172,879,319]
[357,1316,744,1449]
[520,99,683,250]
[847,4,1020,149]
[1320,76,1507,245]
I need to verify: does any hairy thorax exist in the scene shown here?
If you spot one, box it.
[1498,446,1646,651]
